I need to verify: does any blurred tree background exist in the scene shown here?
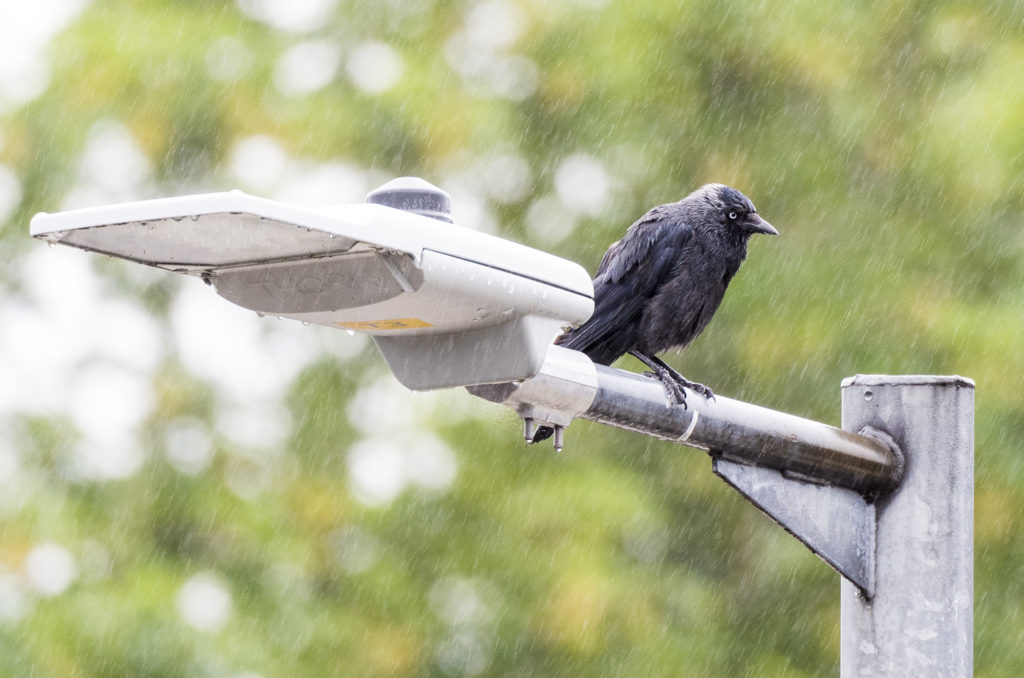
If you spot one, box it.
[0,0,1022,675]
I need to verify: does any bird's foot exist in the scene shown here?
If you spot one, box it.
[681,377,715,402]
[642,366,715,409]
[643,369,687,407]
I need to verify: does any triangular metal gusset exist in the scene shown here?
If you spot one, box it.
[713,457,876,597]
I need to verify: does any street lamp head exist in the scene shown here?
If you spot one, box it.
[31,180,594,390]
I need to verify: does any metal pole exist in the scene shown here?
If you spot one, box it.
[840,375,974,677]
[471,346,902,496]
[587,364,901,495]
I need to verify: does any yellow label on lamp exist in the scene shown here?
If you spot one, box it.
[336,318,434,331]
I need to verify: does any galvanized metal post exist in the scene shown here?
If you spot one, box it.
[840,376,974,677]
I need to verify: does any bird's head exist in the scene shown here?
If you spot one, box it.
[688,183,778,237]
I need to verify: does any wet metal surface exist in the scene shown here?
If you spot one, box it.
[473,348,903,496]
[840,376,974,678]
[586,365,902,496]
[714,458,876,596]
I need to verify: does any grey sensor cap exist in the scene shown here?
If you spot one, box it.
[366,177,453,223]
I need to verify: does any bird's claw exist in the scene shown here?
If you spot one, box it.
[685,380,715,402]
[643,369,689,408]
[642,369,714,408]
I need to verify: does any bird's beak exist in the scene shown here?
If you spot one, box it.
[744,213,778,236]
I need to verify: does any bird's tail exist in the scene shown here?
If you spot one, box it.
[527,321,615,448]
[526,330,579,445]
[531,425,554,444]
[554,323,625,368]
[527,329,600,446]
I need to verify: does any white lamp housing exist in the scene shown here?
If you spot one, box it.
[31,184,594,390]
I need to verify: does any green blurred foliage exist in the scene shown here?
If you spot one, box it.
[2,0,1022,675]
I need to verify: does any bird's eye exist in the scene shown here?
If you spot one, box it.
[728,211,738,220]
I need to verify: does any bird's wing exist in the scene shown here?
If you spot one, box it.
[559,207,692,363]
[595,206,683,282]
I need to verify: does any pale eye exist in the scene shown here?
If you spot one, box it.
[728,211,738,220]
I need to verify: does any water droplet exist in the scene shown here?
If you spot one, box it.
[301,321,310,327]
[863,390,873,402]
[48,242,56,249]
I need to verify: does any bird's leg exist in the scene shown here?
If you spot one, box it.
[628,350,715,407]
[647,353,715,401]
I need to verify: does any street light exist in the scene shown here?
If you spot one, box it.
[32,177,974,677]
[31,178,594,391]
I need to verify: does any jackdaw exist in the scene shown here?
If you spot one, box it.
[532,183,777,444]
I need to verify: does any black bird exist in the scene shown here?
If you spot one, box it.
[532,184,777,444]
